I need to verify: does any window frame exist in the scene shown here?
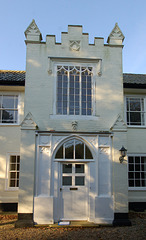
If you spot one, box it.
[0,93,20,125]
[62,163,86,187]
[54,138,94,162]
[128,154,146,190]
[53,62,96,117]
[5,153,20,191]
[125,95,146,127]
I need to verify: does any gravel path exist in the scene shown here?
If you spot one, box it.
[0,212,145,240]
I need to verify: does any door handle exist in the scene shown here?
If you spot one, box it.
[70,187,78,190]
[60,188,62,191]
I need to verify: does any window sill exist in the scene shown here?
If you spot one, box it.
[0,124,20,127]
[128,187,146,191]
[5,187,19,191]
[127,126,146,129]
[50,114,99,120]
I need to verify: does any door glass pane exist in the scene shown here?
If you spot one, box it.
[75,140,84,159]
[62,176,72,186]
[65,140,74,159]
[63,164,72,173]
[75,176,84,186]
[75,164,84,173]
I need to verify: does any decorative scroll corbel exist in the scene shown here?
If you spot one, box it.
[72,121,78,131]
[97,60,102,76]
[40,146,50,153]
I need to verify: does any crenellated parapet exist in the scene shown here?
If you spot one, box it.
[25,20,124,48]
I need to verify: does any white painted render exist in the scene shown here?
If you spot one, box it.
[0,89,24,203]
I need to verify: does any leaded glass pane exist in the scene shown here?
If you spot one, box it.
[56,65,92,115]
[87,109,92,115]
[82,109,86,115]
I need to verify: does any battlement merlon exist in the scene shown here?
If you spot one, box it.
[107,23,125,45]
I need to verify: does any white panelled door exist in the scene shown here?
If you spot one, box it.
[60,163,88,220]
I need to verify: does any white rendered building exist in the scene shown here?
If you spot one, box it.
[0,20,146,227]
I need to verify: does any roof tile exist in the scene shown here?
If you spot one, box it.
[0,70,25,86]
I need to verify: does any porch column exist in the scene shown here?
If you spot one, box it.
[15,113,38,227]
[111,115,131,226]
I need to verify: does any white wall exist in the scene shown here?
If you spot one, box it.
[0,88,24,203]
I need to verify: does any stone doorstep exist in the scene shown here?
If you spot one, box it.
[34,221,113,228]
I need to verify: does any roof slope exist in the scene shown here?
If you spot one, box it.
[123,73,146,88]
[123,73,146,84]
[0,71,146,88]
[0,70,25,86]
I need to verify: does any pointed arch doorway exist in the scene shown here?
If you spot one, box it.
[55,138,93,220]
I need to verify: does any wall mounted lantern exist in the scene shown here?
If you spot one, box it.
[119,146,127,163]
